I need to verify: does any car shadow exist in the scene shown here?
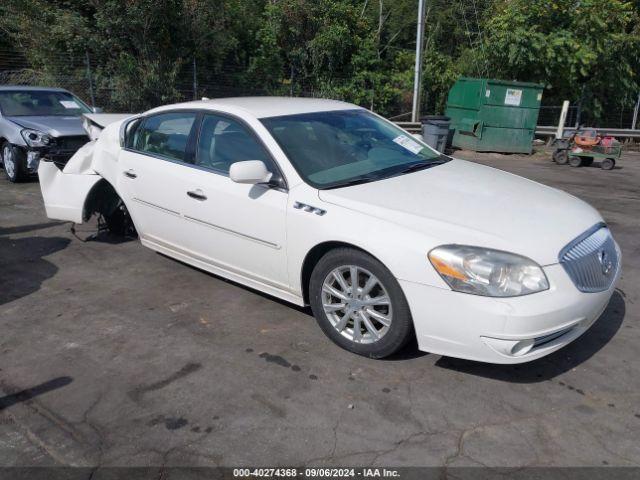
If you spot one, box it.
[156,253,622,367]
[384,336,429,361]
[434,290,625,383]
[159,253,430,360]
[587,160,622,170]
[156,252,312,315]
[69,223,137,244]
[0,172,39,184]
[0,221,67,236]
[0,235,70,306]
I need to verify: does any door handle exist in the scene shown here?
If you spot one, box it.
[187,189,207,201]
[124,169,137,179]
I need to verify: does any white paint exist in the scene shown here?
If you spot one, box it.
[38,97,619,364]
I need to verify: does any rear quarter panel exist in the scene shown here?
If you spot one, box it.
[90,120,127,187]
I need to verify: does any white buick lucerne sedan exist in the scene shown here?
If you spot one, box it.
[38,97,621,363]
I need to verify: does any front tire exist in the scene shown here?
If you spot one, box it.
[1,142,26,182]
[309,248,413,358]
[554,150,569,165]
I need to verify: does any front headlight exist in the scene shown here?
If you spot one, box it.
[428,245,549,297]
[21,128,52,148]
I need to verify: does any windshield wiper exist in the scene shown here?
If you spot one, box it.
[322,155,451,190]
[392,156,450,176]
[323,174,384,190]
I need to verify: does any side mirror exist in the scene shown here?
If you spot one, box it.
[229,160,273,185]
[92,107,104,113]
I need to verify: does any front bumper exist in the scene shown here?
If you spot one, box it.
[25,135,90,172]
[26,150,41,173]
[400,261,621,364]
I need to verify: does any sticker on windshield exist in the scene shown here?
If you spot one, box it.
[393,135,423,154]
[59,100,80,109]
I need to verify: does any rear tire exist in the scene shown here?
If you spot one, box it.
[1,142,26,182]
[601,158,615,170]
[309,248,413,359]
[569,156,583,167]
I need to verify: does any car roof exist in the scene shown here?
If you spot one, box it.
[149,96,362,119]
[0,85,70,93]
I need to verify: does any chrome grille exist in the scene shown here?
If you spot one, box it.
[560,225,619,293]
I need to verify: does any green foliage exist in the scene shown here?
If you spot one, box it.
[0,0,638,122]
[482,0,640,119]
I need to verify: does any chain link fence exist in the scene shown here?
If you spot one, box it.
[0,48,394,114]
[1,48,638,130]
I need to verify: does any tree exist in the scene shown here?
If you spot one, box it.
[482,0,640,122]
[0,0,638,122]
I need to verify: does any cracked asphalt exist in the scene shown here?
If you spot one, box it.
[0,149,639,468]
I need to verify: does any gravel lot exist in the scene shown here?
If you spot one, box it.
[1,149,639,469]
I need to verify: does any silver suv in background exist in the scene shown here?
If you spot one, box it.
[0,86,97,182]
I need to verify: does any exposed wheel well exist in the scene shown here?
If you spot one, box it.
[300,241,381,304]
[82,178,136,236]
[83,178,120,222]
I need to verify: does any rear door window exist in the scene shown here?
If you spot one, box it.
[133,112,197,162]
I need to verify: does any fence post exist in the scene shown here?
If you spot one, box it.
[575,84,585,128]
[556,100,570,139]
[632,92,640,130]
[192,58,198,101]
[85,50,96,108]
[290,65,294,97]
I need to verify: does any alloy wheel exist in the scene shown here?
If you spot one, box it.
[321,265,392,344]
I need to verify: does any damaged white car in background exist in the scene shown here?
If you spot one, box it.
[38,97,621,363]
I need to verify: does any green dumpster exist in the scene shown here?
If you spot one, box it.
[445,78,544,154]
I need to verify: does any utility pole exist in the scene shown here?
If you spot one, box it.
[411,0,426,123]
[556,100,570,140]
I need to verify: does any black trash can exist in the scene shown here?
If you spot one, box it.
[420,115,451,153]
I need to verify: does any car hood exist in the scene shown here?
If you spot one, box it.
[318,159,603,266]
[7,115,86,137]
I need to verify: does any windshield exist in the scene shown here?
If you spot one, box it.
[0,90,92,117]
[261,109,447,189]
